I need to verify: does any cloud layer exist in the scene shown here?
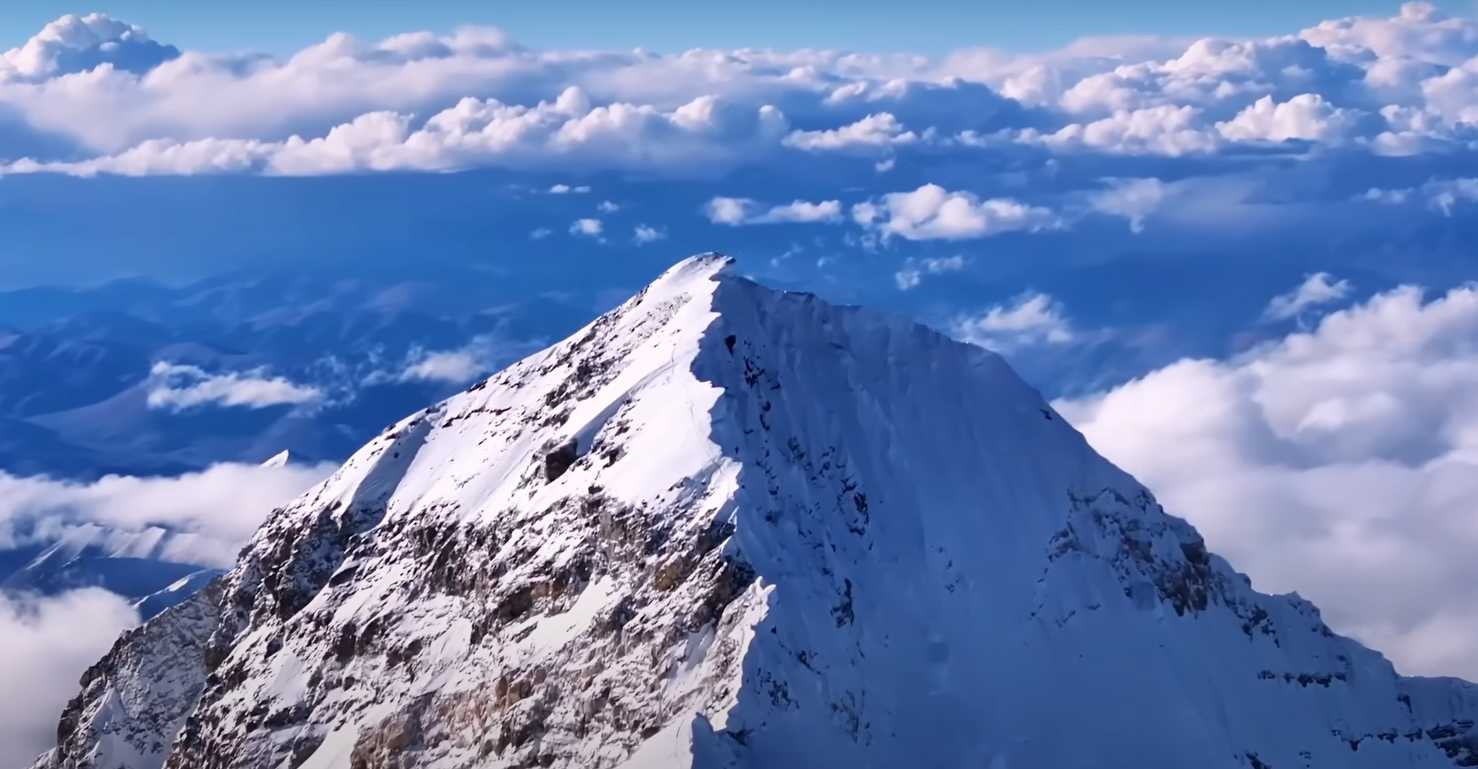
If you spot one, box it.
[0,461,334,567]
[2,3,1478,177]
[0,588,139,768]
[1057,282,1478,680]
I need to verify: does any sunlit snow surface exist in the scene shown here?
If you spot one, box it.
[35,255,1478,769]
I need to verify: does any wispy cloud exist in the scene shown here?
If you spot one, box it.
[1262,272,1353,322]
[894,254,967,290]
[704,197,843,225]
[145,361,322,411]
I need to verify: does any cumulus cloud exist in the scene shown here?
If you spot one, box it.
[1017,105,1221,156]
[548,183,591,194]
[1056,35,1359,117]
[0,4,1471,176]
[569,217,604,237]
[632,224,667,244]
[1262,272,1354,321]
[0,4,1474,174]
[1,87,791,178]
[853,183,1057,240]
[951,291,1076,351]
[0,461,333,568]
[782,112,918,151]
[146,361,323,411]
[1300,2,1478,68]
[1056,283,1478,679]
[1216,93,1361,143]
[894,254,967,290]
[704,196,842,225]
[0,12,178,81]
[0,588,140,768]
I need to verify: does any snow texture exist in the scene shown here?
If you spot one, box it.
[32,254,1478,768]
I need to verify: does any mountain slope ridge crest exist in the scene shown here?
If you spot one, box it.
[32,253,1478,769]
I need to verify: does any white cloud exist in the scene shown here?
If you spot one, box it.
[853,183,1057,241]
[1216,93,1361,143]
[394,334,514,384]
[757,199,843,224]
[596,199,620,213]
[146,361,322,411]
[1087,177,1168,233]
[2,137,275,177]
[1056,284,1478,680]
[951,291,1075,351]
[1424,177,1478,215]
[0,12,177,81]
[0,5,1472,174]
[1262,272,1354,321]
[529,226,553,240]
[633,224,667,244]
[0,588,139,768]
[704,196,751,225]
[1,87,791,178]
[894,254,967,290]
[782,112,918,152]
[548,183,591,194]
[399,350,488,384]
[0,461,333,567]
[1358,177,1478,215]
[1418,60,1478,127]
[1055,34,1355,119]
[569,217,604,237]
[703,196,842,225]
[1019,105,1222,156]
[1360,186,1413,205]
[1300,2,1478,68]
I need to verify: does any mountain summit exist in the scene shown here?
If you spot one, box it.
[35,254,1478,768]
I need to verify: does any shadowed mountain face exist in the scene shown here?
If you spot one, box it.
[32,256,1477,769]
[0,523,219,620]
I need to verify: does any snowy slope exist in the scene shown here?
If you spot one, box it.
[2,524,206,617]
[34,254,1478,769]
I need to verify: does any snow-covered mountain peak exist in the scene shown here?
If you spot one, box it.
[33,254,1478,769]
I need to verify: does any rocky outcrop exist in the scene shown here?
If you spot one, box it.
[33,579,221,769]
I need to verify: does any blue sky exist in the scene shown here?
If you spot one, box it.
[3,0,1467,54]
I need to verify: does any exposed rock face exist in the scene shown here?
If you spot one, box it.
[34,254,1478,769]
[33,580,221,769]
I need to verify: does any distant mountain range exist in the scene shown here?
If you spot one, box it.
[0,266,601,478]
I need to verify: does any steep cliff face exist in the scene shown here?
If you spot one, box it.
[35,254,1478,769]
[33,580,221,769]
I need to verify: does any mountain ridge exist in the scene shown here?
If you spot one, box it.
[32,254,1478,769]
